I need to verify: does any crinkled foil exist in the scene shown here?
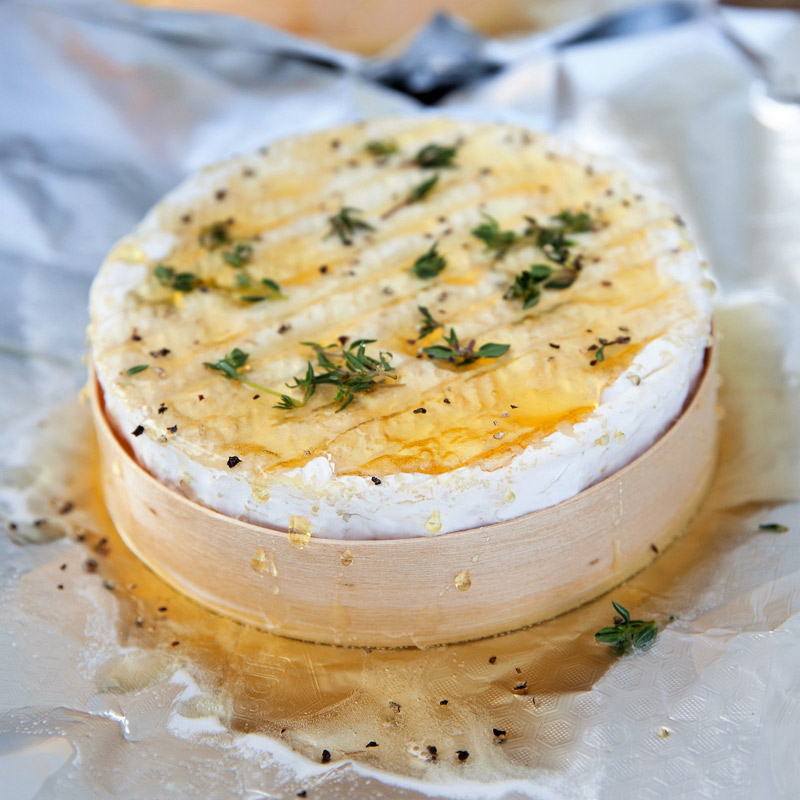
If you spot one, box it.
[2,2,800,797]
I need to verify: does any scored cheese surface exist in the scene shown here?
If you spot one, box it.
[89,117,713,539]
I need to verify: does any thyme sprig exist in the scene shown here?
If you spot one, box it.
[154,264,201,293]
[471,214,518,259]
[413,143,458,169]
[504,261,581,309]
[326,206,374,245]
[424,328,509,367]
[470,209,592,309]
[203,348,299,409]
[417,306,442,339]
[594,601,658,655]
[411,242,446,279]
[383,175,439,219]
[552,210,592,232]
[290,339,398,411]
[471,209,593,263]
[504,264,554,309]
[205,342,398,412]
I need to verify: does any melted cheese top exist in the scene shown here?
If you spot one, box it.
[90,118,712,537]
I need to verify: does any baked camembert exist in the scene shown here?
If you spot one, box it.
[90,118,713,539]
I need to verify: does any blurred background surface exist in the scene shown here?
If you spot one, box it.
[133,0,800,52]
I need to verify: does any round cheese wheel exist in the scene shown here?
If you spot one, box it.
[90,117,714,540]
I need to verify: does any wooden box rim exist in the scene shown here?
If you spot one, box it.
[90,346,718,647]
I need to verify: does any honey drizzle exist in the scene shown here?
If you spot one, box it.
[101,121,695,476]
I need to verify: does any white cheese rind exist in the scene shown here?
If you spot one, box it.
[90,119,713,540]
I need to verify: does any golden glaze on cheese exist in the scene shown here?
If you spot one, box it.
[91,118,708,485]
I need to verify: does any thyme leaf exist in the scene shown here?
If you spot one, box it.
[240,278,286,303]
[125,365,149,375]
[417,306,442,339]
[594,601,658,655]
[407,174,439,204]
[411,242,446,279]
[759,523,789,533]
[235,272,253,290]
[413,143,458,169]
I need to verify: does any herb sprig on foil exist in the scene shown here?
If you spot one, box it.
[594,601,658,655]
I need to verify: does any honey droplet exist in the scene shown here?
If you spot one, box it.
[340,550,353,567]
[504,487,515,503]
[425,508,442,534]
[252,485,270,504]
[454,569,472,591]
[595,433,610,447]
[614,431,626,444]
[251,547,268,573]
[288,515,311,549]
